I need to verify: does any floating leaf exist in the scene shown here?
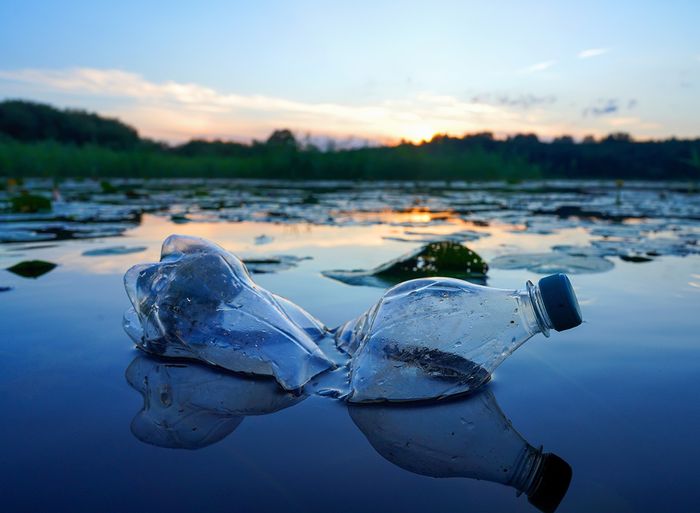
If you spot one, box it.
[254,234,274,245]
[619,254,653,263]
[323,241,488,287]
[243,255,312,274]
[10,194,52,213]
[490,252,614,274]
[170,213,190,224]
[82,246,147,257]
[100,181,118,194]
[383,229,488,244]
[6,260,57,278]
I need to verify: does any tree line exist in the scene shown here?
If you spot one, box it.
[1,99,698,180]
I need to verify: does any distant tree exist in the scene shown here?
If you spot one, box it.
[0,100,139,149]
[266,129,298,149]
[509,133,540,144]
[603,132,633,143]
[552,135,575,144]
[582,135,597,144]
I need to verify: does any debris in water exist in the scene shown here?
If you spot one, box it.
[123,235,334,390]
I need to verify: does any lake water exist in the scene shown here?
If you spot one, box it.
[1,179,699,513]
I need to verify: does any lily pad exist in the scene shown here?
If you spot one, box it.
[170,213,191,224]
[322,241,488,287]
[10,194,52,213]
[254,234,274,245]
[0,286,12,292]
[619,254,654,263]
[99,181,118,194]
[490,252,614,274]
[6,260,58,278]
[82,246,148,257]
[242,255,312,274]
[383,229,488,244]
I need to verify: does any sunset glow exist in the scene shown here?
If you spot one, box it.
[0,1,698,143]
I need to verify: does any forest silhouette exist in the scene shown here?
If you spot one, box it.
[1,100,698,180]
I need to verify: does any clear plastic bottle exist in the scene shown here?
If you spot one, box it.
[123,235,335,391]
[335,274,582,403]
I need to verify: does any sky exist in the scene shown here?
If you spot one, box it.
[0,0,698,144]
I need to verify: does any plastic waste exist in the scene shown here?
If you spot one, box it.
[349,389,572,513]
[124,235,582,403]
[335,274,582,402]
[123,235,335,390]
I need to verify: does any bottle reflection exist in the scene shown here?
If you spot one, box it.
[125,355,305,450]
[349,391,572,513]
[126,356,572,512]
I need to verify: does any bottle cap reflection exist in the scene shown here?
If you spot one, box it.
[349,390,572,513]
[125,355,305,449]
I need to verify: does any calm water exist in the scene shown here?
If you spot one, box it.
[1,180,699,512]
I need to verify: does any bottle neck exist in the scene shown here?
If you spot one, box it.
[509,443,546,495]
[518,281,554,338]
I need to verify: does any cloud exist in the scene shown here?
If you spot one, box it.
[583,98,637,117]
[0,67,666,142]
[471,93,557,109]
[524,60,556,73]
[0,67,584,143]
[583,99,618,117]
[577,48,609,59]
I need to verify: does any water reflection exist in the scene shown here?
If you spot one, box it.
[349,391,572,513]
[126,354,572,512]
[125,355,305,449]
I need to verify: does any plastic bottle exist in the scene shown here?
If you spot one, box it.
[123,235,335,391]
[124,236,582,402]
[335,274,581,402]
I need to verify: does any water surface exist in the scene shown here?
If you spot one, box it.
[1,180,699,512]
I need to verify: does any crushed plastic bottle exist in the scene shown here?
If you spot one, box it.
[124,235,582,403]
[123,235,335,390]
[349,389,572,513]
[335,274,582,402]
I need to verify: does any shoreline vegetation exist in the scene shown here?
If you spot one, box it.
[1,100,699,181]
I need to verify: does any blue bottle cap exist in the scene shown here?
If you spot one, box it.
[538,274,582,332]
